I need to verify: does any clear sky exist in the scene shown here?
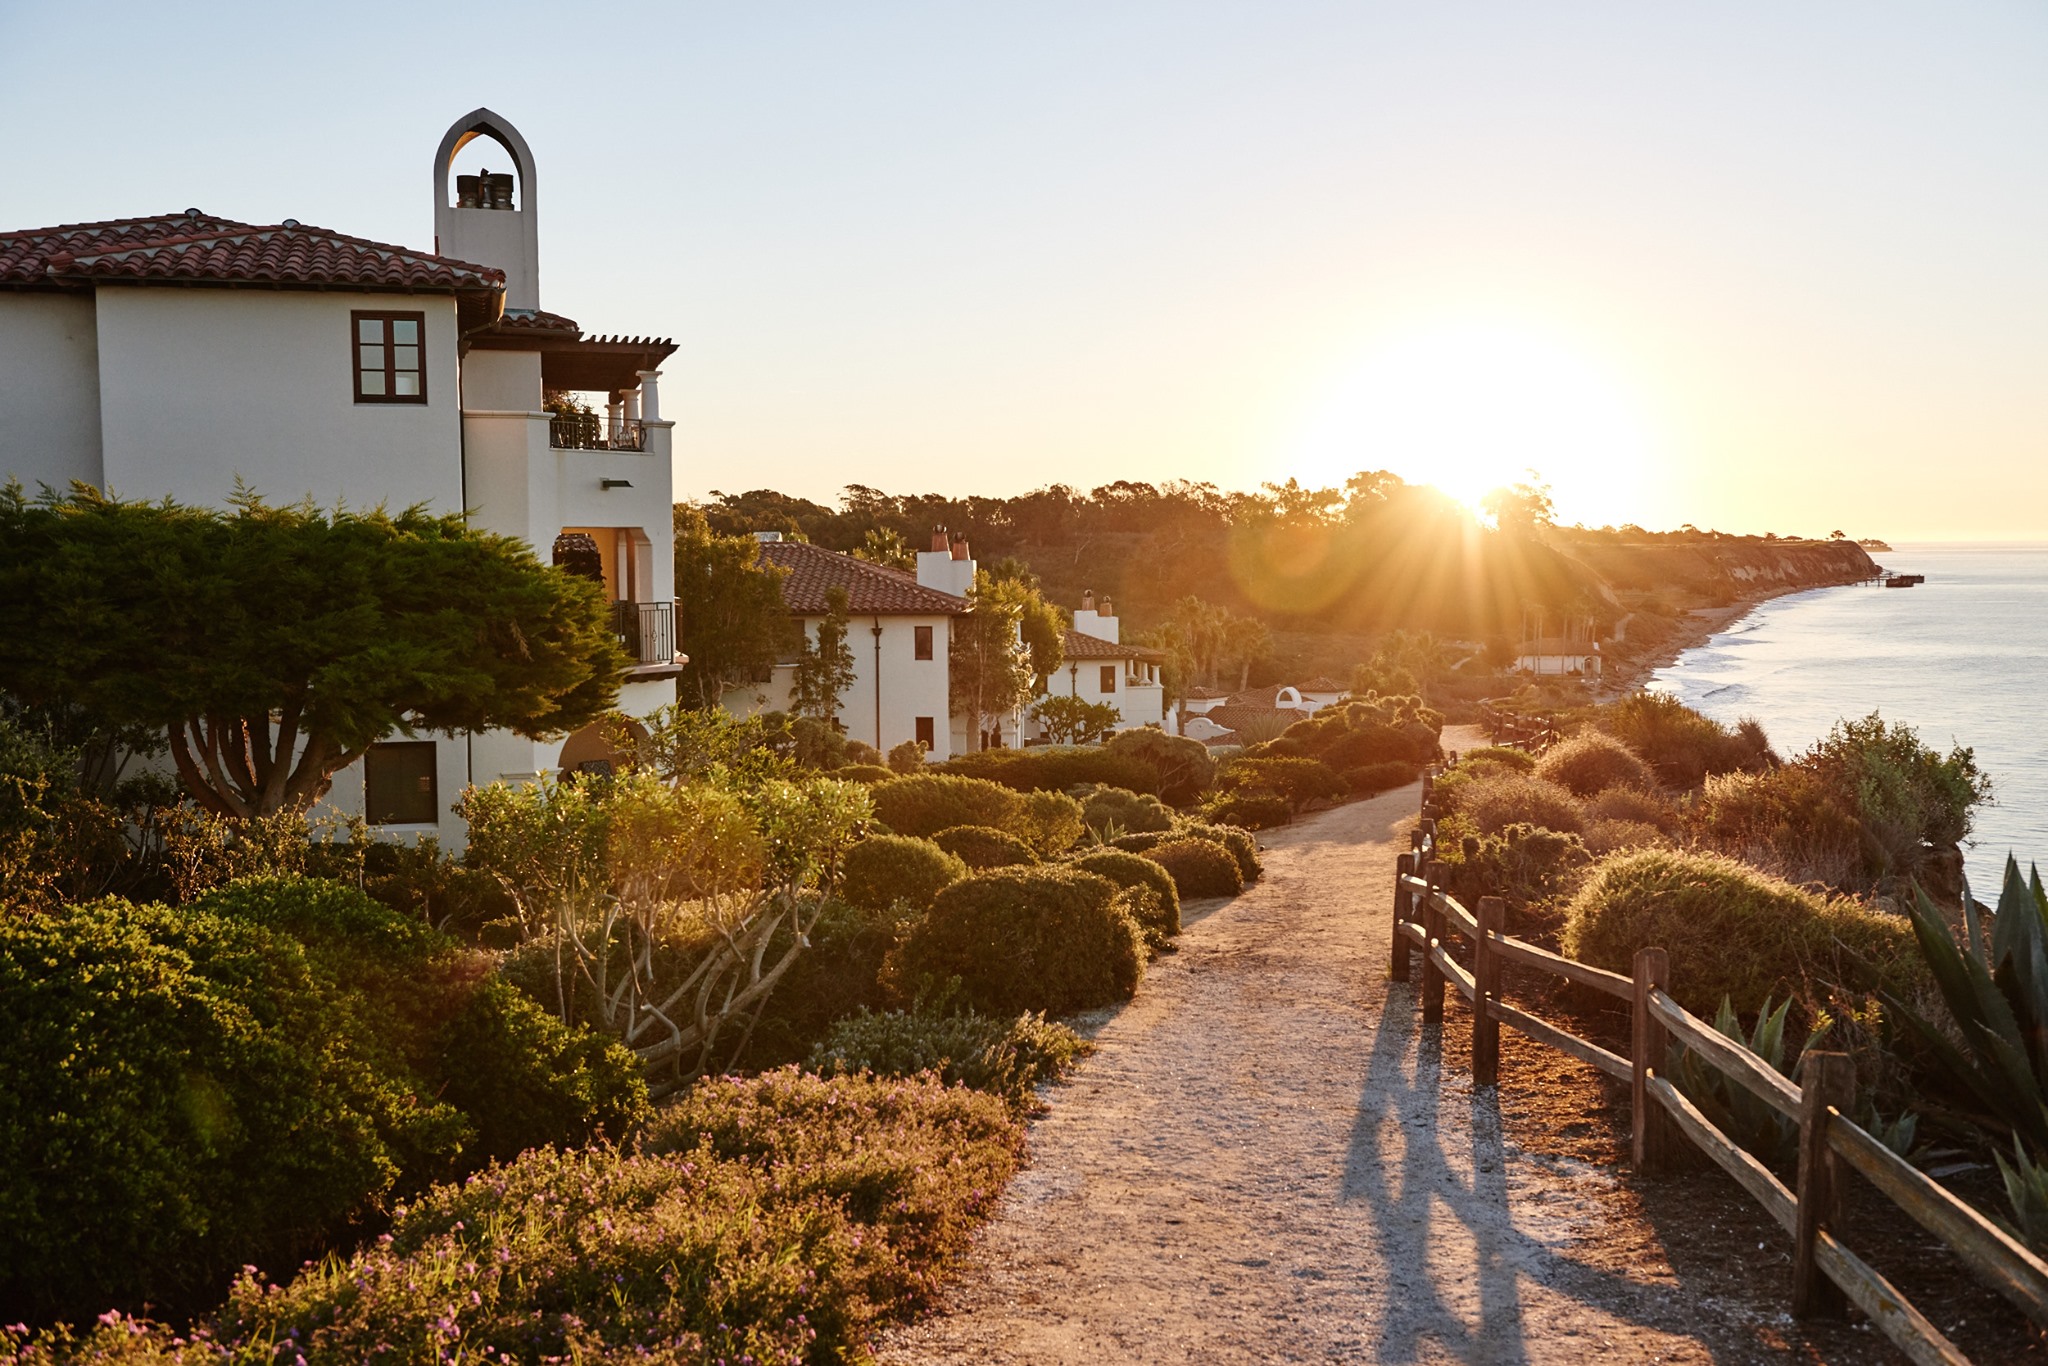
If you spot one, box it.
[4,2,2043,538]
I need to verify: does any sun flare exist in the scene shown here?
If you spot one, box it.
[1281,320,1661,527]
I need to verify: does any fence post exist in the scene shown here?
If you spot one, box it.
[1390,852,1415,982]
[1793,1051,1854,1319]
[1631,947,1671,1174]
[1421,859,1446,1025]
[1473,896,1504,1087]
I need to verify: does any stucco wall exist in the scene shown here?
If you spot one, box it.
[93,288,463,510]
[721,613,955,759]
[0,293,104,491]
[1042,655,1165,731]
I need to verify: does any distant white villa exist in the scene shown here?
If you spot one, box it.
[0,109,681,843]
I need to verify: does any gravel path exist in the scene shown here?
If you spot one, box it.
[878,772,1742,1364]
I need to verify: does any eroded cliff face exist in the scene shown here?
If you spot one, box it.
[1563,537,1877,599]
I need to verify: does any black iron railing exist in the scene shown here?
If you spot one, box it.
[614,600,676,666]
[550,413,646,452]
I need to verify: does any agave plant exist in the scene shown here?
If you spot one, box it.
[1670,994,1829,1165]
[1998,1139,2048,1252]
[1888,856,2048,1156]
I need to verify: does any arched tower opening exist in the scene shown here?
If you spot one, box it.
[432,108,540,311]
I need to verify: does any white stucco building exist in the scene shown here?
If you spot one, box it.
[1513,609,1602,678]
[1034,592,1169,738]
[722,533,974,759]
[0,109,680,842]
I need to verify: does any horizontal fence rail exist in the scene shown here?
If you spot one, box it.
[1393,772,2048,1365]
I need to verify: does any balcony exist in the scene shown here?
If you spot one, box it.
[550,413,646,452]
[614,600,676,666]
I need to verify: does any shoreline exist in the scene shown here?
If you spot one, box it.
[1595,579,1853,701]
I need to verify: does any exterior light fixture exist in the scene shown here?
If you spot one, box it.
[601,478,633,490]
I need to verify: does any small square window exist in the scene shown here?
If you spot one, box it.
[1100,665,1117,692]
[352,311,427,404]
[914,717,935,750]
[364,741,439,825]
[913,625,933,660]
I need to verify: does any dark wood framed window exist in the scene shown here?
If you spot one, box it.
[913,625,934,660]
[914,717,935,750]
[1100,665,1118,692]
[352,311,427,403]
[364,740,439,824]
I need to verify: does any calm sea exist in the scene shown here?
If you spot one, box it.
[1648,544,2048,882]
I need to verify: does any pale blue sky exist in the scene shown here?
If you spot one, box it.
[4,2,2043,537]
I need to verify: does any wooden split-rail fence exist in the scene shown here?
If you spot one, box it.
[1396,771,2048,1366]
[1476,705,1563,754]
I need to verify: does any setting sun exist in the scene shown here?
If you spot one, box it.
[1282,321,1663,527]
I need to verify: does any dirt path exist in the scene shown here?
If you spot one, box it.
[878,772,1760,1364]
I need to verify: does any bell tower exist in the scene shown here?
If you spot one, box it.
[432,108,540,311]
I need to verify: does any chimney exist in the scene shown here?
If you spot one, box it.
[950,537,970,561]
[929,525,949,553]
[1073,591,1120,644]
[1082,589,1096,611]
[916,525,974,596]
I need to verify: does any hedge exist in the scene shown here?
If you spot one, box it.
[1069,849,1182,947]
[1081,785,1176,836]
[840,834,969,912]
[870,774,1024,838]
[1103,728,1215,804]
[808,1007,1088,1110]
[939,746,1161,796]
[1144,838,1244,899]
[890,866,1144,1016]
[1534,732,1655,797]
[933,824,1039,870]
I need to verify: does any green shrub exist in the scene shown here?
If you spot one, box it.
[1200,790,1294,830]
[808,1007,1089,1109]
[1109,830,1167,854]
[1446,822,1591,916]
[1218,756,1346,811]
[1458,745,1537,773]
[1345,761,1421,796]
[1587,784,1680,833]
[841,834,969,911]
[940,746,1161,796]
[835,762,895,784]
[1693,766,1867,889]
[1601,692,1773,788]
[1177,821,1263,881]
[1323,725,1430,770]
[1535,732,1656,797]
[1559,848,1918,1015]
[1070,849,1182,947]
[843,740,885,767]
[1145,837,1244,899]
[891,866,1143,1016]
[213,1071,1022,1366]
[1800,712,1991,858]
[1581,818,1665,854]
[0,879,645,1323]
[886,739,927,774]
[1018,787,1086,856]
[933,824,1039,870]
[1104,727,1215,804]
[1080,784,1176,836]
[1449,772,1586,835]
[871,773,1025,838]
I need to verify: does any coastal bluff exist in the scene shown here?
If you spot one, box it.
[1565,535,1878,601]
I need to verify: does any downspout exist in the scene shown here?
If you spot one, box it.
[871,618,884,751]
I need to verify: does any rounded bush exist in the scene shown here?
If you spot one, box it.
[807,1007,1087,1109]
[1177,821,1263,881]
[1344,761,1421,796]
[1144,837,1244,899]
[843,740,885,767]
[1324,724,1428,770]
[933,824,1039,870]
[892,867,1144,1016]
[1447,822,1590,915]
[0,878,645,1322]
[841,834,969,911]
[871,774,1024,838]
[1019,788,1086,856]
[1601,692,1771,788]
[886,739,927,774]
[1219,756,1346,810]
[1580,818,1665,854]
[1587,784,1680,833]
[1535,732,1656,797]
[1080,785,1176,836]
[1451,772,1586,835]
[1104,727,1215,805]
[1559,848,1917,1014]
[1109,830,1167,854]
[1070,849,1181,947]
[1458,745,1537,773]
[1200,790,1293,830]
[940,747,1161,795]
[834,763,894,784]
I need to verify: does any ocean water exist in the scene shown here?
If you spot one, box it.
[1648,543,2048,881]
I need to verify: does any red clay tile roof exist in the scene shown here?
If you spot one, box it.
[1227,685,1301,709]
[758,541,970,616]
[490,308,581,333]
[2,211,502,294]
[1061,628,1164,662]
[1204,703,1310,734]
[1181,685,1232,700]
[1297,675,1347,692]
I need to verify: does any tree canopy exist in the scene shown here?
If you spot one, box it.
[0,487,625,818]
[673,505,798,710]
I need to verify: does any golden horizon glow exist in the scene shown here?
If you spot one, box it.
[1278,319,1666,527]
